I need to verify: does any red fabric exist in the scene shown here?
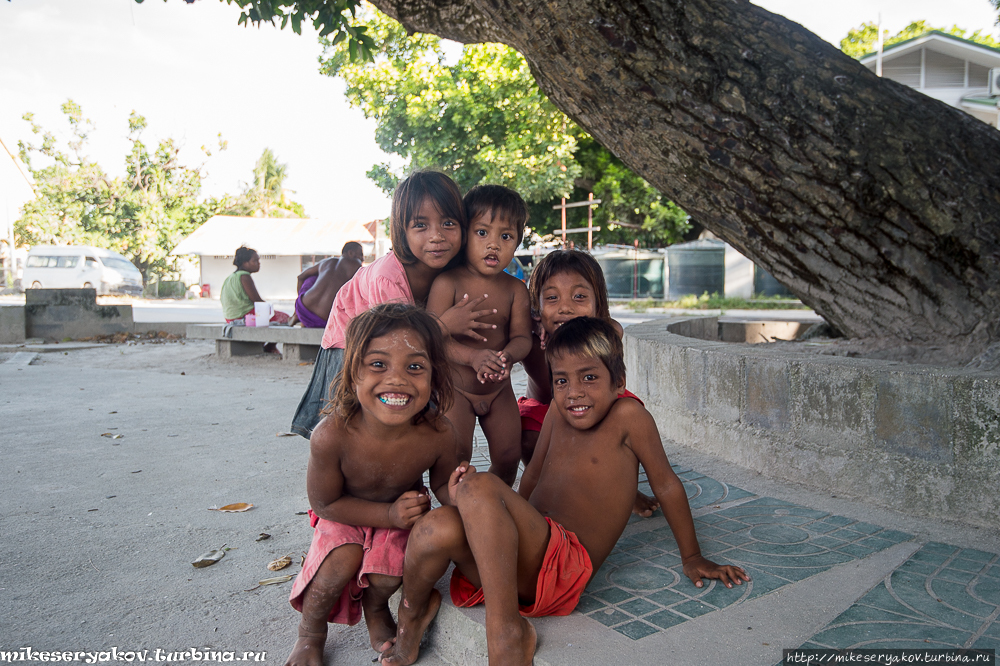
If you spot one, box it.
[619,389,644,406]
[517,397,548,433]
[517,390,645,433]
[449,517,593,618]
[288,516,410,626]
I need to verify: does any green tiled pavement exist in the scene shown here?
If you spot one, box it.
[797,542,1000,652]
[580,496,914,640]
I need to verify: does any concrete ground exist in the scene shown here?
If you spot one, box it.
[2,336,996,666]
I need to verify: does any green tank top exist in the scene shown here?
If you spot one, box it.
[221,270,254,320]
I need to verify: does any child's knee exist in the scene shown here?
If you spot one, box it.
[410,506,464,551]
[312,543,363,588]
[455,470,501,504]
[365,573,402,594]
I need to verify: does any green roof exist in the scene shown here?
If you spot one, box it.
[961,93,998,107]
[860,30,1000,61]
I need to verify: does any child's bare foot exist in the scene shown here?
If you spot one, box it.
[284,628,326,666]
[364,603,398,654]
[380,589,442,666]
[632,491,659,517]
[490,616,536,666]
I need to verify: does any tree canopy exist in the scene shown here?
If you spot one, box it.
[218,148,307,218]
[16,101,218,283]
[841,20,1000,59]
[178,0,1000,354]
[319,6,689,245]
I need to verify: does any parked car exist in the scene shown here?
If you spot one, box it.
[23,245,144,296]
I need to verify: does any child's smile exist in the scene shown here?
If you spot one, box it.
[539,271,599,335]
[466,212,518,277]
[355,328,433,427]
[549,351,622,430]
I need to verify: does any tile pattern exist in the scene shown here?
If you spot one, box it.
[581,496,914,640]
[798,542,1000,651]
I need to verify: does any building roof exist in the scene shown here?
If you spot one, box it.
[860,30,1000,67]
[171,216,376,257]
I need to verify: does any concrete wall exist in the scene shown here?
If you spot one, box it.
[0,305,26,343]
[624,317,1000,528]
[24,289,133,341]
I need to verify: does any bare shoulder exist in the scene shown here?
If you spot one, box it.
[309,414,350,456]
[433,267,463,287]
[497,271,528,296]
[606,396,655,431]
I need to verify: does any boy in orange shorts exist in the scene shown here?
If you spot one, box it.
[380,317,749,666]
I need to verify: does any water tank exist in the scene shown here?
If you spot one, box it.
[754,265,794,297]
[666,239,725,299]
[594,250,665,299]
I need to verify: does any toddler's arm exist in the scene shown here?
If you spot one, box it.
[623,402,750,589]
[500,278,533,368]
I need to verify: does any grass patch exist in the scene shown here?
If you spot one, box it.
[615,293,810,312]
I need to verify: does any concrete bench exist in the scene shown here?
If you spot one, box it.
[186,324,324,363]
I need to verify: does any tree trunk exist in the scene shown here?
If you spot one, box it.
[371,0,1000,354]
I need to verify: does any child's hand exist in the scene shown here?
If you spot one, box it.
[388,489,432,529]
[473,349,506,383]
[448,463,475,505]
[442,294,497,343]
[682,554,750,589]
[531,314,549,350]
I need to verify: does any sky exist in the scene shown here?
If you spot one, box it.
[2,0,999,236]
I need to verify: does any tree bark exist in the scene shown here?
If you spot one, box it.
[371,0,1000,353]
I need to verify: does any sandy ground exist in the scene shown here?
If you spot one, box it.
[0,341,448,665]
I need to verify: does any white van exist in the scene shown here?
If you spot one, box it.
[23,245,144,296]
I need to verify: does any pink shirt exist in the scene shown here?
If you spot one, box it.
[322,252,414,349]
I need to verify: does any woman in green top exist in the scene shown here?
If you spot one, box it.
[221,246,289,353]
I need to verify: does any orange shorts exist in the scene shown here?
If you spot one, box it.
[517,390,645,433]
[449,517,593,617]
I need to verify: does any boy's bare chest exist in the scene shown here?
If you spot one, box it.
[544,426,636,485]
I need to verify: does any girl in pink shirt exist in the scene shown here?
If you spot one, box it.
[291,170,496,438]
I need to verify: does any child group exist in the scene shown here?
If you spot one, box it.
[285,171,749,666]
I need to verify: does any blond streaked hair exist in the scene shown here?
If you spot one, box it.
[325,303,453,428]
[544,317,626,389]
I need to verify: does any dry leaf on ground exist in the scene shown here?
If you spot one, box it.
[256,533,271,541]
[259,574,294,586]
[210,503,254,512]
[192,549,226,568]
[267,555,292,571]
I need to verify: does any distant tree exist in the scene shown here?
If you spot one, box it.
[319,6,688,245]
[219,148,307,218]
[841,20,1000,59]
[16,101,219,283]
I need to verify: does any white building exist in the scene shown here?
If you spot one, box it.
[860,30,1000,127]
[171,216,376,300]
